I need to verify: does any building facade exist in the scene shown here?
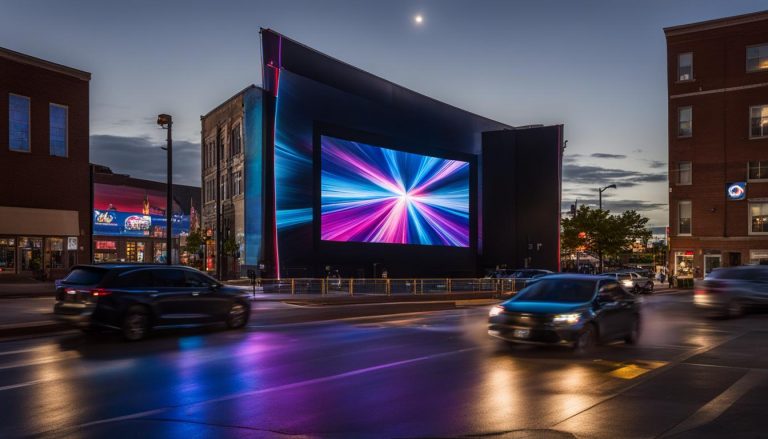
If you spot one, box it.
[666,11,768,278]
[92,165,200,266]
[0,47,91,279]
[200,86,256,279]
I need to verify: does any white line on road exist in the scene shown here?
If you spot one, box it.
[660,368,768,437]
[42,346,481,435]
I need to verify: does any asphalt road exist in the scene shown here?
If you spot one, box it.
[0,292,766,438]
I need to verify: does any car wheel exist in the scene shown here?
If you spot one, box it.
[226,301,249,329]
[122,306,150,341]
[725,301,745,319]
[647,282,654,293]
[573,324,597,353]
[624,317,640,345]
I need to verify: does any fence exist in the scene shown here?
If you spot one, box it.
[246,278,531,296]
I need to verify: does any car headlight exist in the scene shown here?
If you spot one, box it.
[622,280,634,287]
[552,313,581,324]
[489,305,504,317]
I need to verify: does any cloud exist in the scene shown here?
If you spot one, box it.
[590,153,626,159]
[90,135,201,187]
[561,198,665,212]
[562,163,666,186]
[647,160,666,169]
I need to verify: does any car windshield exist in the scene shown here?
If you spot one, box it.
[513,279,596,303]
[708,268,766,280]
[63,267,109,285]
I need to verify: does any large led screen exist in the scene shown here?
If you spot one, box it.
[320,136,470,247]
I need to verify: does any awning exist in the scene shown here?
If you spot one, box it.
[0,206,80,236]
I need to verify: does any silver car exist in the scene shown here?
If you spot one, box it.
[695,265,768,317]
[602,272,654,294]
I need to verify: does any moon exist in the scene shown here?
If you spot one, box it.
[414,14,423,24]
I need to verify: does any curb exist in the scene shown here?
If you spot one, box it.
[0,320,68,339]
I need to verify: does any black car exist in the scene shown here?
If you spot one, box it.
[488,274,641,352]
[54,264,251,341]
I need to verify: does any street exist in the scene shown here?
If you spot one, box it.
[0,292,766,438]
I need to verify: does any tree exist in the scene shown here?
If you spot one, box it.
[562,206,652,263]
[184,229,205,255]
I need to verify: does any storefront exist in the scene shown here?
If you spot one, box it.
[673,250,694,278]
[0,207,83,278]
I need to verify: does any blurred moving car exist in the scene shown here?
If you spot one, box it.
[602,271,654,294]
[54,264,251,341]
[488,274,641,352]
[695,265,768,317]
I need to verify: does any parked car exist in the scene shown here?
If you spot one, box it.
[695,265,768,317]
[602,271,654,293]
[488,274,641,352]
[54,264,251,341]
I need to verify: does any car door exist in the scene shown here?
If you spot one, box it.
[594,281,626,340]
[151,268,206,324]
[183,270,231,321]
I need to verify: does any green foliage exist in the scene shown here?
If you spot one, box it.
[223,236,239,257]
[184,229,205,254]
[562,206,653,259]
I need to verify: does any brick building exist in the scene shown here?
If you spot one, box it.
[665,11,768,279]
[0,47,91,279]
[200,86,258,279]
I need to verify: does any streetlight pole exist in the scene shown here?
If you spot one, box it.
[157,114,173,265]
[597,184,616,273]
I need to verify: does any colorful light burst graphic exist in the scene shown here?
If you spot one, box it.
[321,136,470,247]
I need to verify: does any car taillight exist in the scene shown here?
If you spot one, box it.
[694,288,708,295]
[91,288,112,297]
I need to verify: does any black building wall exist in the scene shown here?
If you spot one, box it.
[481,126,563,272]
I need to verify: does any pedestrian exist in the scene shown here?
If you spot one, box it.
[660,272,666,285]
[668,273,674,288]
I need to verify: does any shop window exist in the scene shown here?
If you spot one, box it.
[19,237,42,271]
[678,52,693,81]
[674,251,694,277]
[49,104,68,157]
[126,241,145,262]
[48,238,64,269]
[749,202,768,234]
[678,201,692,235]
[0,238,16,272]
[747,43,768,72]
[677,161,691,185]
[9,94,30,152]
[751,105,768,139]
[678,107,692,137]
[749,250,768,265]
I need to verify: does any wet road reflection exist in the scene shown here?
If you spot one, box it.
[0,291,765,438]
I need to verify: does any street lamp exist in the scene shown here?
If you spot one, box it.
[157,114,173,265]
[598,184,616,210]
[597,184,616,273]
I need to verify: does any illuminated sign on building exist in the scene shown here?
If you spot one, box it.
[726,182,747,200]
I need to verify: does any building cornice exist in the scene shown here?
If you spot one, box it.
[0,46,91,81]
[664,10,768,37]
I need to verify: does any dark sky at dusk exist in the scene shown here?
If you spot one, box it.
[2,0,766,229]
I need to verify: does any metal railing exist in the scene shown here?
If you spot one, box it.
[243,278,531,296]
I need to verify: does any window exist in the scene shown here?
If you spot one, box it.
[220,175,229,200]
[751,105,768,139]
[233,170,243,196]
[9,94,30,152]
[49,104,68,157]
[677,161,692,185]
[151,269,186,287]
[204,178,214,202]
[678,52,693,81]
[231,124,241,156]
[748,161,768,180]
[750,202,768,234]
[679,200,692,235]
[747,44,768,72]
[678,107,692,137]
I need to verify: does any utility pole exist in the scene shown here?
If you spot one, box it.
[157,114,173,265]
[215,125,222,279]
